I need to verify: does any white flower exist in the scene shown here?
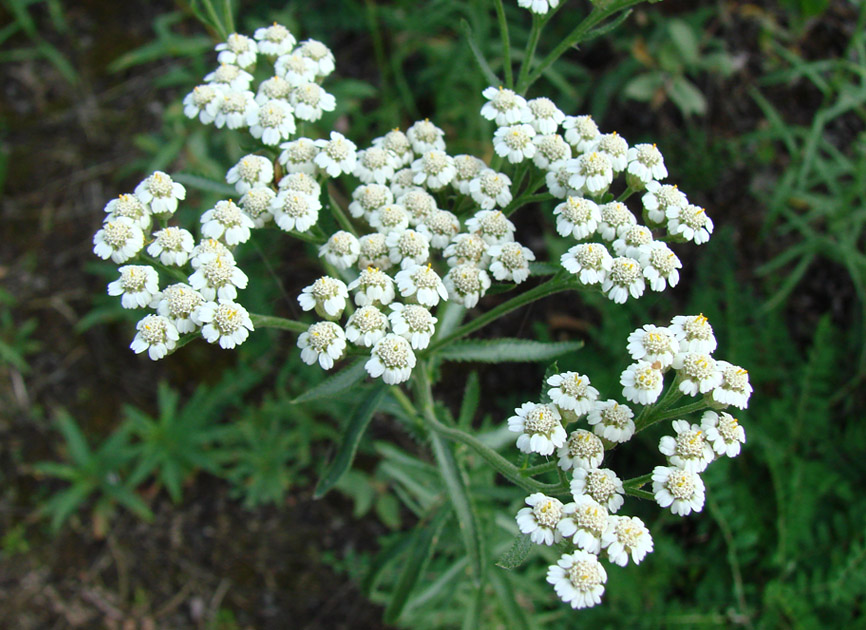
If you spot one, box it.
[370,204,410,234]
[465,210,515,245]
[526,97,565,134]
[444,233,489,268]
[602,257,645,303]
[349,267,396,307]
[188,253,248,302]
[349,184,393,220]
[386,229,430,269]
[290,82,336,122]
[587,400,635,443]
[390,166,420,198]
[545,160,579,199]
[315,131,358,177]
[652,466,705,516]
[298,321,346,370]
[398,189,438,226]
[248,99,295,146]
[104,193,151,230]
[701,410,746,458]
[493,124,536,164]
[201,199,255,246]
[516,493,568,546]
[546,550,606,610]
[596,201,637,241]
[411,150,455,190]
[298,276,350,319]
[553,196,600,240]
[345,305,390,347]
[277,171,321,197]
[205,63,253,91]
[674,352,723,396]
[389,303,437,349]
[559,495,609,553]
[278,137,319,175]
[451,155,486,194]
[373,129,414,167]
[508,402,566,456]
[659,419,715,473]
[518,0,561,14]
[254,23,296,57]
[107,265,160,309]
[406,119,446,154]
[532,134,572,170]
[366,333,416,384]
[444,263,491,308]
[670,314,717,354]
[602,515,653,567]
[627,143,668,184]
[417,210,461,249]
[595,132,629,173]
[568,152,613,196]
[667,203,714,244]
[621,361,664,405]
[319,231,360,269]
[297,39,336,77]
[395,263,448,307]
[134,171,186,215]
[469,169,512,210]
[641,241,682,291]
[712,361,753,409]
[557,429,604,471]
[571,467,625,513]
[274,52,318,86]
[255,75,293,105]
[547,372,599,420]
[216,33,257,69]
[238,186,276,228]
[190,238,230,269]
[357,234,393,271]
[488,241,535,284]
[156,283,205,334]
[197,300,254,349]
[562,115,600,153]
[354,147,397,185]
[612,225,654,259]
[480,86,530,126]
[130,315,179,360]
[561,243,612,285]
[643,181,688,225]
[183,84,223,124]
[93,217,144,263]
[271,189,321,233]
[626,324,679,368]
[226,155,274,194]
[214,90,258,129]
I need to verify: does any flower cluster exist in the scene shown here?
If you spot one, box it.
[510,314,750,609]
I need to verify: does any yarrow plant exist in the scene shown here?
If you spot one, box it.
[90,0,750,620]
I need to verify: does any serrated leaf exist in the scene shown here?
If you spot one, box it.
[539,361,560,404]
[430,431,484,584]
[457,371,480,429]
[293,359,368,404]
[438,338,583,363]
[495,534,533,570]
[314,385,386,498]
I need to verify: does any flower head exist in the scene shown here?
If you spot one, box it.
[298,321,346,370]
[465,210,516,245]
[508,402,566,456]
[349,267,396,307]
[547,372,599,420]
[652,466,705,516]
[667,203,713,244]
[620,361,664,405]
[248,98,296,145]
[553,196,600,240]
[587,400,635,443]
[104,193,151,230]
[546,550,607,610]
[357,234,393,271]
[366,333,416,384]
[559,495,609,553]
[197,300,254,349]
[670,314,717,354]
[481,86,530,126]
[93,217,145,263]
[444,263,491,308]
[411,150,455,190]
[557,429,604,471]
[626,143,667,184]
[349,184,394,220]
[107,265,161,309]
[188,252,248,302]
[406,119,446,154]
[345,305,390,347]
[516,493,568,546]
[131,315,179,361]
[659,420,715,473]
[354,147,398,185]
[561,243,612,285]
[701,410,746,458]
[571,467,625,513]
[673,352,723,396]
[389,303,437,350]
[201,199,255,246]
[315,131,357,177]
[290,82,336,122]
[134,171,186,215]
[488,241,535,284]
[226,155,274,194]
[562,115,600,153]
[319,231,361,269]
[712,361,753,409]
[298,276,350,319]
[157,284,205,333]
[395,263,449,307]
[602,515,653,567]
[626,324,679,368]
[602,257,645,303]
[469,169,512,210]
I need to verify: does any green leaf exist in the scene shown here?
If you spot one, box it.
[495,534,533,570]
[438,338,583,363]
[293,359,368,404]
[430,432,485,584]
[667,19,699,62]
[539,361,560,404]
[172,172,237,197]
[314,385,386,498]
[668,76,707,116]
[457,371,480,429]
[623,72,664,102]
[55,412,92,467]
[460,19,499,87]
[383,507,449,624]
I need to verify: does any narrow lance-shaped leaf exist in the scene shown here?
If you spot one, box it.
[495,534,533,570]
[314,385,386,498]
[438,338,583,363]
[457,371,480,428]
[293,359,368,404]
[539,361,560,404]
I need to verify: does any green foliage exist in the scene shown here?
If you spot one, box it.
[0,0,80,85]
[437,338,583,363]
[0,289,41,374]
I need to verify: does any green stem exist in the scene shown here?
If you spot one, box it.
[525,0,646,89]
[515,13,543,94]
[414,363,563,494]
[493,0,513,89]
[623,472,653,489]
[616,186,637,203]
[642,400,710,431]
[249,313,308,333]
[200,0,228,39]
[522,461,558,476]
[327,187,358,236]
[425,277,572,353]
[624,487,655,501]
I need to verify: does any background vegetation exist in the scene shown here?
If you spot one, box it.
[1,0,864,628]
